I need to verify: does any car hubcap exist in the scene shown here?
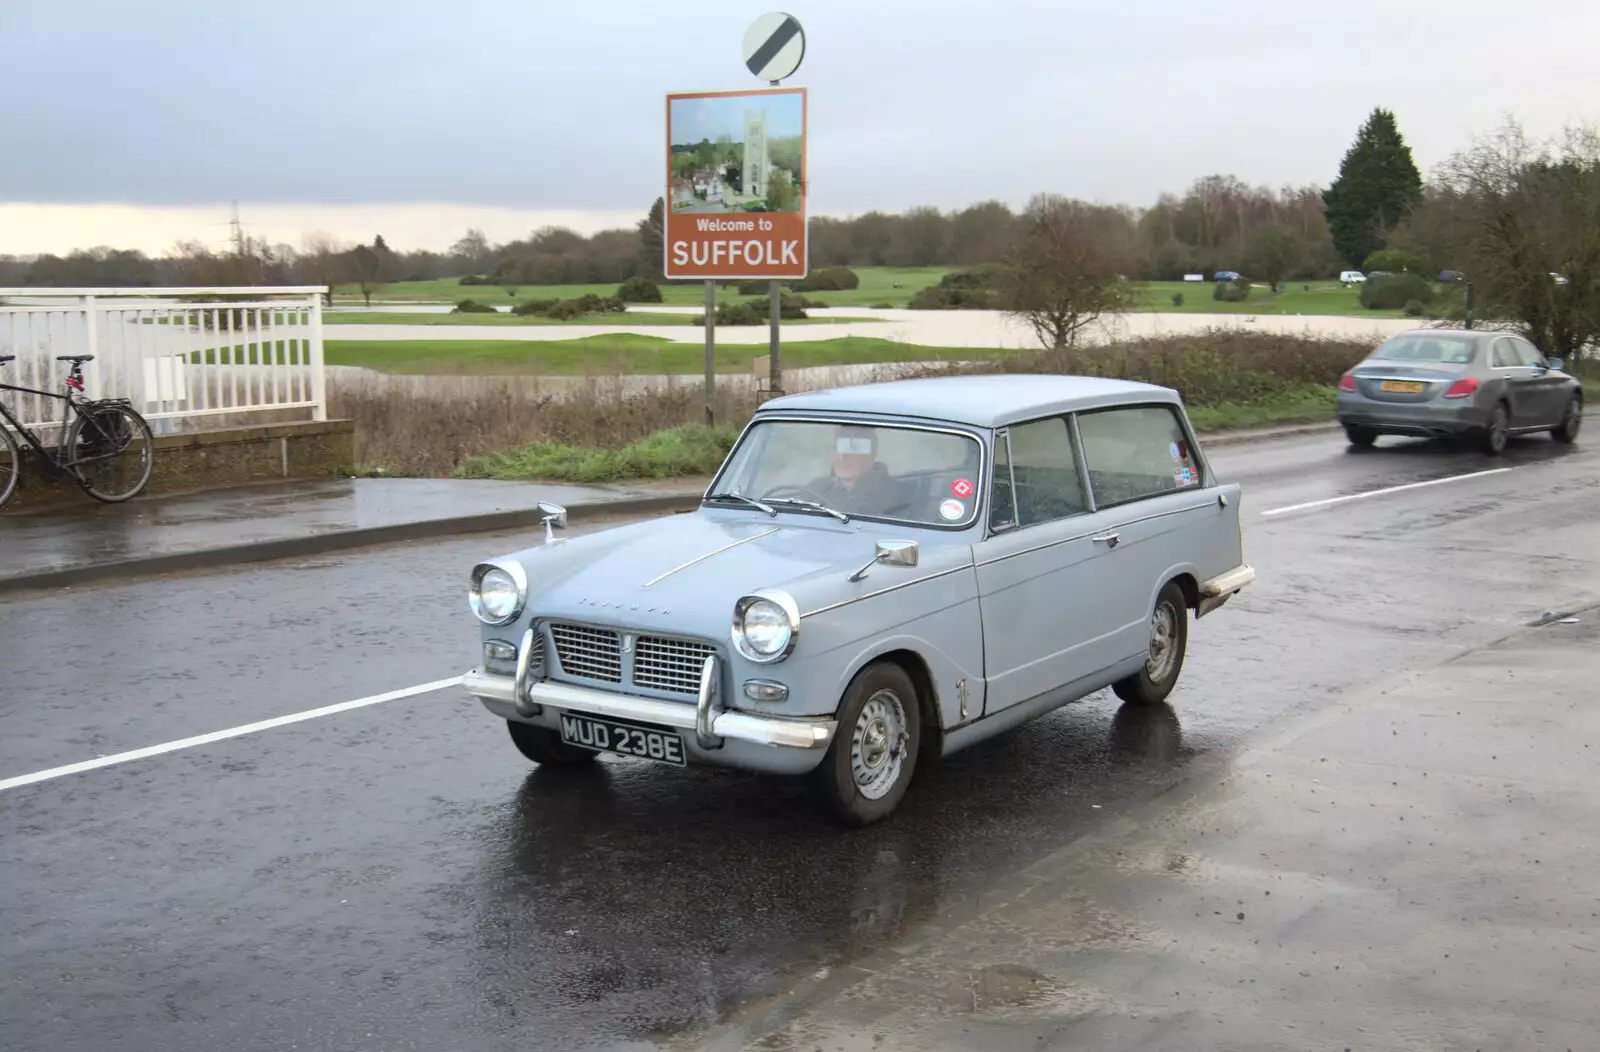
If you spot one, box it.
[851,690,908,801]
[1146,603,1178,682]
[1491,411,1507,449]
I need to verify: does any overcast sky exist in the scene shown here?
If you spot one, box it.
[2,0,1596,254]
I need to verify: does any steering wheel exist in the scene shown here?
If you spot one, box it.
[760,484,829,503]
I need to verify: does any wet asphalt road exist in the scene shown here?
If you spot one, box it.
[2,430,1598,1052]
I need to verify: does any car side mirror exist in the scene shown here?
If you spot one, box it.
[537,501,568,544]
[847,539,919,582]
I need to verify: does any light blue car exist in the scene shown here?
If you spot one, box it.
[463,375,1255,825]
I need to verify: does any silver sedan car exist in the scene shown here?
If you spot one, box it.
[1336,328,1584,455]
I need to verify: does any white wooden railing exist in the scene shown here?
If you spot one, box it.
[0,286,326,433]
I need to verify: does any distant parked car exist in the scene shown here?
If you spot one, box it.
[461,375,1256,825]
[1214,270,1241,282]
[1336,328,1583,455]
[1339,270,1367,286]
[1438,270,1464,284]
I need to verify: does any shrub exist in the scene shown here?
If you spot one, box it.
[871,302,895,309]
[573,293,604,313]
[907,265,1005,309]
[545,299,585,320]
[739,295,808,320]
[1171,292,1185,308]
[792,266,860,292]
[736,280,769,295]
[1212,278,1251,303]
[1360,272,1434,311]
[599,296,627,313]
[616,276,663,303]
[513,298,558,315]
[692,302,765,326]
[1362,249,1426,275]
[452,298,498,313]
[1403,299,1427,317]
[458,275,488,286]
[456,424,740,483]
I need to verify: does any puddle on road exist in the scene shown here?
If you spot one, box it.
[958,964,1065,1011]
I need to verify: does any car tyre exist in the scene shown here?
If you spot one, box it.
[1552,396,1582,444]
[506,720,599,766]
[1112,581,1189,707]
[1344,425,1377,449]
[811,662,921,828]
[1482,403,1510,456]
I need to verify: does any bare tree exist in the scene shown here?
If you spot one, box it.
[301,232,347,306]
[1000,195,1141,351]
[1244,225,1304,292]
[347,244,384,307]
[1429,118,1600,363]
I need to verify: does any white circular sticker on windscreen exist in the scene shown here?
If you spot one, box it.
[939,498,965,521]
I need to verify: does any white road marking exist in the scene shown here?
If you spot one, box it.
[0,676,465,794]
[1259,467,1513,518]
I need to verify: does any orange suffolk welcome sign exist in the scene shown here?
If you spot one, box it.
[664,87,807,281]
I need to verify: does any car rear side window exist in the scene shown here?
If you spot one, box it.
[990,417,1087,530]
[1510,338,1546,367]
[1492,339,1520,368]
[1077,405,1201,507]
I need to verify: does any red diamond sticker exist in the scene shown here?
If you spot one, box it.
[951,478,974,499]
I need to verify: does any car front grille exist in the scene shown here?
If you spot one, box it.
[546,622,715,697]
[548,623,623,683]
[633,635,717,695]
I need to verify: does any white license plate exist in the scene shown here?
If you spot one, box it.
[558,713,686,766]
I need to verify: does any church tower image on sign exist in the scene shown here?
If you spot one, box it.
[743,108,770,202]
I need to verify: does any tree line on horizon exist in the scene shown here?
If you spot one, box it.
[3,110,1595,357]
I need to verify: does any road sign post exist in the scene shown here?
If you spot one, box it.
[704,279,716,424]
[741,12,806,401]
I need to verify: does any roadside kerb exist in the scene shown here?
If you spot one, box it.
[0,491,703,597]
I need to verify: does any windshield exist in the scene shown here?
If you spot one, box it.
[1370,335,1478,364]
[709,419,984,527]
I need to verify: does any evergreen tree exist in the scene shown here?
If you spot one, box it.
[1323,108,1424,268]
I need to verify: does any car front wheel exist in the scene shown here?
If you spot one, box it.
[811,662,921,827]
[506,720,599,766]
[1552,396,1582,444]
[1112,581,1190,706]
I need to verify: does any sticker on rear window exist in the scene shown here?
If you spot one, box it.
[939,499,965,521]
[951,478,973,498]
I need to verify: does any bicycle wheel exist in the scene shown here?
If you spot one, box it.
[0,426,19,507]
[66,404,154,503]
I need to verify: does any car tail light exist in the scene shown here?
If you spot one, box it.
[1444,378,1479,399]
[1338,372,1357,392]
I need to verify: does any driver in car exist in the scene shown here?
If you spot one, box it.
[805,425,901,516]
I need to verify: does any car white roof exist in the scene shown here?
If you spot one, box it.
[759,374,1180,429]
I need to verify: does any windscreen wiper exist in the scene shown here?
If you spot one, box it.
[704,491,777,516]
[766,497,850,523]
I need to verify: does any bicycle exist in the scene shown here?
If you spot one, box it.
[0,353,155,507]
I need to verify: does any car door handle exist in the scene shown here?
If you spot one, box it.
[1091,532,1121,548]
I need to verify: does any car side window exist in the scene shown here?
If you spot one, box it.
[1491,339,1519,369]
[990,417,1087,531]
[1077,405,1202,507]
[1511,338,1546,367]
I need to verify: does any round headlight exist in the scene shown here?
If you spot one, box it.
[733,591,798,663]
[470,562,526,625]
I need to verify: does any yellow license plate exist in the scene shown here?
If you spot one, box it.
[1379,380,1425,393]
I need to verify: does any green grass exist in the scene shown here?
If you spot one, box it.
[332,266,948,309]
[1137,281,1412,317]
[324,310,882,326]
[324,335,962,375]
[1184,383,1337,431]
[454,424,739,482]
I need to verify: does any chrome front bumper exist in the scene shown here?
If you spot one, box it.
[462,666,836,752]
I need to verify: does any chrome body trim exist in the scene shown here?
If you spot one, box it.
[973,500,1216,568]
[800,564,970,619]
[462,669,835,751]
[643,527,780,587]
